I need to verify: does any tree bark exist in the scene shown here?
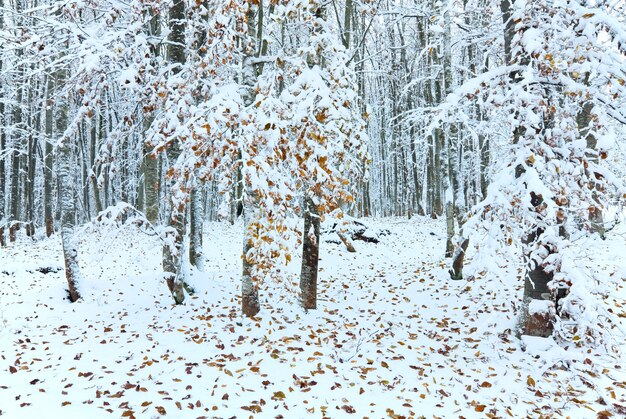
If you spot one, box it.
[443,1,457,257]
[9,51,23,242]
[241,198,261,316]
[26,132,37,237]
[162,0,189,304]
[577,84,604,238]
[44,75,55,237]
[163,210,186,304]
[189,187,204,270]
[89,114,103,215]
[300,196,321,310]
[449,238,469,280]
[56,71,81,302]
[241,0,261,317]
[0,0,6,246]
[142,140,159,223]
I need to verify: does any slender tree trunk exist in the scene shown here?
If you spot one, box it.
[142,121,159,223]
[59,155,81,302]
[501,0,515,69]
[0,131,4,246]
[162,0,189,304]
[577,82,604,238]
[163,208,186,303]
[234,150,244,218]
[23,69,36,237]
[189,187,204,270]
[241,0,261,317]
[142,145,159,223]
[8,0,24,242]
[0,95,4,245]
[26,132,37,237]
[479,131,490,200]
[241,198,261,317]
[44,75,55,237]
[300,196,320,310]
[432,110,444,216]
[56,70,81,302]
[10,103,22,242]
[0,0,6,246]
[78,123,90,220]
[343,0,352,48]
[89,115,103,215]
[449,238,469,280]
[443,3,456,257]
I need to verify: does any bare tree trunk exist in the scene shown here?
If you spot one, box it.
[518,223,555,337]
[189,187,204,270]
[0,97,4,244]
[89,114,103,215]
[9,139,20,243]
[300,196,320,310]
[449,238,469,280]
[162,0,189,304]
[78,123,90,221]
[241,202,261,317]
[56,72,81,302]
[577,85,604,238]
[241,0,262,317]
[44,75,55,237]
[343,0,352,48]
[479,132,490,200]
[10,52,23,242]
[163,209,186,304]
[142,130,159,223]
[26,132,37,237]
[0,1,6,246]
[139,5,159,219]
[443,0,457,258]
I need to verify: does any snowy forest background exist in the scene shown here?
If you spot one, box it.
[1,0,626,417]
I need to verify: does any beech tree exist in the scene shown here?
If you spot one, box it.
[0,0,6,246]
[465,0,626,341]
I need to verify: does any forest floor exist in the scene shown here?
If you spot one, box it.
[1,216,626,419]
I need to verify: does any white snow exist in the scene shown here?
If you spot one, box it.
[1,216,625,418]
[528,299,554,316]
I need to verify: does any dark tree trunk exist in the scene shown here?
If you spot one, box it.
[56,69,81,302]
[300,197,321,310]
[142,141,159,223]
[520,258,554,337]
[241,214,261,317]
[0,69,5,246]
[162,0,189,304]
[189,187,204,270]
[44,76,55,237]
[449,237,469,280]
[518,196,556,337]
[90,115,103,215]
[577,95,605,238]
[26,133,37,237]
[163,211,186,304]
[10,100,22,242]
[241,190,261,316]
[240,1,262,317]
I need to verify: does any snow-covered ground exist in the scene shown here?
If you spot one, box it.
[1,216,625,418]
